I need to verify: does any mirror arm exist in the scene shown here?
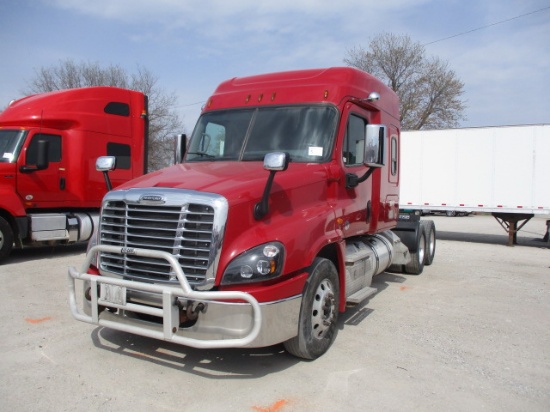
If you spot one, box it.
[254,170,277,220]
[346,168,375,189]
[102,171,113,191]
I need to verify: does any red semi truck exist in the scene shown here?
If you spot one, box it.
[68,67,435,359]
[0,87,148,261]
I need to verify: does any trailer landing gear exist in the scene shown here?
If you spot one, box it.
[493,213,534,247]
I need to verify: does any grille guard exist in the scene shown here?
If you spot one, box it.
[68,245,262,349]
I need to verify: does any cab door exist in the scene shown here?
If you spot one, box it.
[16,130,68,207]
[334,104,379,237]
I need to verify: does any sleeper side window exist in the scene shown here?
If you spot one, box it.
[391,136,398,176]
[104,102,130,117]
[107,143,131,169]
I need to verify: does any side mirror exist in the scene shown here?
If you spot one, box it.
[96,156,116,172]
[174,133,187,164]
[345,125,386,189]
[254,152,290,220]
[364,124,386,168]
[264,151,290,172]
[19,139,50,173]
[35,140,50,171]
[96,156,116,191]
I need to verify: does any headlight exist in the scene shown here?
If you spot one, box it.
[221,242,285,285]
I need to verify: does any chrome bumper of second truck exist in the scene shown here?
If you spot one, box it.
[68,245,301,349]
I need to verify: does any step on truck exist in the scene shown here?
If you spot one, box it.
[0,87,148,261]
[68,68,435,359]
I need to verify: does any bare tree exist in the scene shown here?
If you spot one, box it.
[23,59,184,170]
[345,33,466,130]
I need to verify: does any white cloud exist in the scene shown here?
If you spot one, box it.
[6,0,547,129]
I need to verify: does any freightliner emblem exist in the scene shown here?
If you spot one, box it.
[139,194,166,204]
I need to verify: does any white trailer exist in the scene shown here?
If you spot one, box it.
[400,124,550,245]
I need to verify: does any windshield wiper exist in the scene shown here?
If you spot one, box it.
[187,151,215,159]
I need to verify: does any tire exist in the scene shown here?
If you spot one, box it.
[284,258,339,360]
[0,217,14,262]
[421,220,436,266]
[404,229,425,275]
[445,210,457,217]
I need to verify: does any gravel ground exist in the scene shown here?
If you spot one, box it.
[0,214,548,411]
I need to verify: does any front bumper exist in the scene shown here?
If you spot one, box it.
[68,245,301,349]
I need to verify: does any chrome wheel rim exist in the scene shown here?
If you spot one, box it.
[311,279,336,339]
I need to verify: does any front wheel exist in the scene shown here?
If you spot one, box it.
[0,217,14,262]
[284,258,339,360]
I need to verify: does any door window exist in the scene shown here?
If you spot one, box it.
[26,133,61,165]
[344,114,367,166]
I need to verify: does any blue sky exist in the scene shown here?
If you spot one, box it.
[0,0,548,133]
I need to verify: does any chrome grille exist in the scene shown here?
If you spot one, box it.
[98,191,224,288]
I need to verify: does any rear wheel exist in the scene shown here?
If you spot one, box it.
[421,220,436,266]
[404,229,425,275]
[284,258,339,360]
[0,217,14,262]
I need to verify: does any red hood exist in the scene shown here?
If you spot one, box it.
[118,162,278,203]
[115,161,330,206]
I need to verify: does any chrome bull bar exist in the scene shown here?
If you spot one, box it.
[68,245,262,349]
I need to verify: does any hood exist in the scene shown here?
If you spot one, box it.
[116,161,328,205]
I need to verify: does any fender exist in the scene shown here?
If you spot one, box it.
[392,218,422,253]
[0,185,27,218]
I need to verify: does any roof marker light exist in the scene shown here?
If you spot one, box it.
[367,92,380,102]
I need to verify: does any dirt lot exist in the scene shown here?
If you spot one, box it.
[0,214,548,411]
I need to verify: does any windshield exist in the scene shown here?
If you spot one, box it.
[185,105,338,163]
[0,130,27,163]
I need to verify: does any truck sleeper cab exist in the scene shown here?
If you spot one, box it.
[68,68,434,359]
[0,87,148,261]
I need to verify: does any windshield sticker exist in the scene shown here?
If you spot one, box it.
[308,146,323,157]
[3,153,14,161]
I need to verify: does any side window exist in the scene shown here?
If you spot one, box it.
[391,136,398,176]
[104,102,130,116]
[344,114,366,166]
[27,133,61,165]
[107,143,131,169]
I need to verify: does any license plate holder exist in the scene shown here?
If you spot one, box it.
[100,284,127,306]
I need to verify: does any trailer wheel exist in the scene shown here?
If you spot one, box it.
[445,210,457,217]
[0,217,14,262]
[404,229,425,275]
[284,258,339,360]
[421,220,436,266]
